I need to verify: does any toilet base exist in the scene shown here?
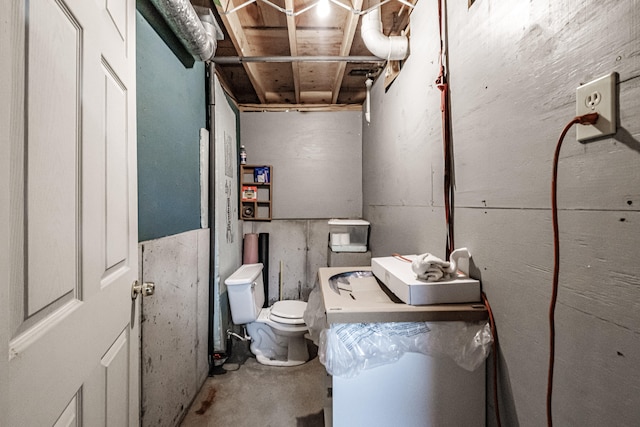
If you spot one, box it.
[247,317,309,367]
[255,353,307,367]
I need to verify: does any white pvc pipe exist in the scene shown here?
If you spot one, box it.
[364,78,372,123]
[361,7,409,61]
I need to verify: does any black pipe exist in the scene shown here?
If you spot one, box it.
[206,63,218,375]
[258,233,269,307]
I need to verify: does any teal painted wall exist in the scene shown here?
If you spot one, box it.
[136,10,205,242]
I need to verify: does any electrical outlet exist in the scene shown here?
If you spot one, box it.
[576,72,618,142]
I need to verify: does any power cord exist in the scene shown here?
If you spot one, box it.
[547,112,599,427]
[435,0,454,260]
[481,292,502,427]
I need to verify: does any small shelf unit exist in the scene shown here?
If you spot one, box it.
[240,164,272,221]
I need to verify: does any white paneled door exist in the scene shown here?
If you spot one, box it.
[0,0,139,424]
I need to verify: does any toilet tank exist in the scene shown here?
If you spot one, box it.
[225,263,265,324]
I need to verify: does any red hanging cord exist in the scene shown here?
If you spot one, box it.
[435,3,505,425]
[436,0,454,260]
[482,292,502,427]
[547,112,599,426]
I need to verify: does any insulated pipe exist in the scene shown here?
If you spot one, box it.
[149,0,216,61]
[361,7,409,61]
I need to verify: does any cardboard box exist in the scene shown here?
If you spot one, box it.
[242,186,257,200]
[371,255,481,305]
[253,167,270,183]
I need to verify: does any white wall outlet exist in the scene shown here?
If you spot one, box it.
[576,72,618,142]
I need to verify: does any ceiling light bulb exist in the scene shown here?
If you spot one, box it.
[317,0,330,18]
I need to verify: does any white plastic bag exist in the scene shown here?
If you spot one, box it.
[302,284,328,346]
[319,320,492,378]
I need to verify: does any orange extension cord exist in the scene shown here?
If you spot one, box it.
[482,292,502,427]
[548,113,599,427]
[436,0,454,260]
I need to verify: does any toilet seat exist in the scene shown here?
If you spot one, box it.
[269,300,306,325]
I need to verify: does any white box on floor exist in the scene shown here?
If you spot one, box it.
[371,255,481,305]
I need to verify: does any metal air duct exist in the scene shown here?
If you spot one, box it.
[149,0,218,61]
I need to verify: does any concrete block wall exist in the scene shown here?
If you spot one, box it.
[242,220,331,304]
[363,0,640,425]
[138,229,210,427]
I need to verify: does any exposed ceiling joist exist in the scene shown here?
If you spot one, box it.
[204,0,417,108]
[215,0,270,103]
[284,0,301,103]
[331,0,363,103]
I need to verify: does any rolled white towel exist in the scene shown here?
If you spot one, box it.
[411,253,452,282]
[423,267,446,281]
[411,248,471,282]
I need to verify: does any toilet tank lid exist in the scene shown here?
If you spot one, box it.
[225,263,263,286]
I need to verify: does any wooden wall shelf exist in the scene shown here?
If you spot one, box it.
[240,165,272,221]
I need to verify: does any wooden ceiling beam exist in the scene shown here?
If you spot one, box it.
[208,0,412,107]
[331,0,364,104]
[284,0,301,103]
[214,0,269,103]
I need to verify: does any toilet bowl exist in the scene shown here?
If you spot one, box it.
[225,263,310,367]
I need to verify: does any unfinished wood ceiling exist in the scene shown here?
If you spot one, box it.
[192,0,415,109]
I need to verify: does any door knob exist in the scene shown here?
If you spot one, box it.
[131,281,155,300]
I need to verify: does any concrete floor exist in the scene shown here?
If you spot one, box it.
[180,342,327,427]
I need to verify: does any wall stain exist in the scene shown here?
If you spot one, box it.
[195,387,217,415]
[296,409,325,426]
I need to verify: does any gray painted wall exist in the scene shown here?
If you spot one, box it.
[239,111,363,303]
[136,11,205,242]
[240,111,362,219]
[363,1,640,426]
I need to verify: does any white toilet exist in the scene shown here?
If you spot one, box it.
[225,263,310,367]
